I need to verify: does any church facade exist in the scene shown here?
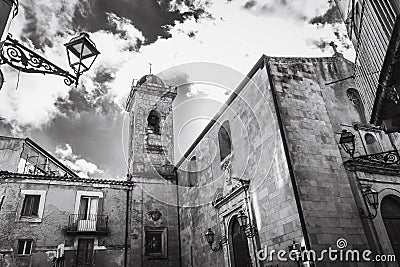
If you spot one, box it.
[176,54,400,267]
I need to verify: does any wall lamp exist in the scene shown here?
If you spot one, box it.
[360,185,379,219]
[339,129,355,157]
[237,210,257,238]
[204,228,226,252]
[0,32,99,88]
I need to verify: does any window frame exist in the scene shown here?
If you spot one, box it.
[17,239,33,256]
[19,190,46,223]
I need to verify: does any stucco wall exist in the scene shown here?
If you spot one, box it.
[0,137,24,173]
[0,177,128,267]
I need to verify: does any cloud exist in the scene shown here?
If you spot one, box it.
[0,0,357,178]
[309,5,342,25]
[55,143,104,178]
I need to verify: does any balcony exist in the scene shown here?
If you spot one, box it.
[344,150,400,175]
[65,214,109,235]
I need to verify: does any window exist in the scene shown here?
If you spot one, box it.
[218,121,232,161]
[20,190,47,222]
[147,110,161,134]
[365,133,381,154]
[188,156,197,187]
[17,240,33,255]
[21,195,40,217]
[73,191,103,232]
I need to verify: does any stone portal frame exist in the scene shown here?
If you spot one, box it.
[371,187,400,267]
[215,186,259,267]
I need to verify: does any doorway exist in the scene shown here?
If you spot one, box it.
[230,216,252,267]
[381,195,400,263]
[76,239,94,267]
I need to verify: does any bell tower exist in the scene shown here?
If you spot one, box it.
[125,74,177,181]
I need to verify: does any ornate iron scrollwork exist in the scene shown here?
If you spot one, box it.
[352,150,400,166]
[0,35,76,86]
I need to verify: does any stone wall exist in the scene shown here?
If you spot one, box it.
[268,55,371,266]
[177,59,303,267]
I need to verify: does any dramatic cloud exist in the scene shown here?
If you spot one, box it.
[0,0,355,178]
[55,143,105,178]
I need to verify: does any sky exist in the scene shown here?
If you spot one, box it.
[0,0,354,179]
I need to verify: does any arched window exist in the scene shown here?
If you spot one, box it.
[147,110,160,134]
[381,195,400,261]
[347,88,367,123]
[218,121,232,161]
[365,133,381,154]
[354,1,362,36]
[188,156,197,187]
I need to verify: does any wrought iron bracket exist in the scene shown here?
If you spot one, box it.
[0,34,77,86]
[209,236,227,252]
[244,225,258,238]
[359,207,377,219]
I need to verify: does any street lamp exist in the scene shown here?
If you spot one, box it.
[236,210,257,238]
[65,32,100,87]
[204,228,226,252]
[0,32,99,88]
[360,185,379,219]
[339,129,356,157]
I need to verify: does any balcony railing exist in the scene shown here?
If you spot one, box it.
[344,150,400,175]
[65,214,109,235]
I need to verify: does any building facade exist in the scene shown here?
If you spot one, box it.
[0,74,181,267]
[176,54,400,267]
[334,0,400,132]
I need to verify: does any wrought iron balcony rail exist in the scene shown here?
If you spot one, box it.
[352,150,400,166]
[65,214,109,235]
[344,150,400,175]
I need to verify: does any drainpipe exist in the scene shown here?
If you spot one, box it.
[175,167,182,267]
[124,174,132,267]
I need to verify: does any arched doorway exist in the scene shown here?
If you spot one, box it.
[229,216,252,267]
[381,195,400,262]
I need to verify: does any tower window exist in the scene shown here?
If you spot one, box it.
[147,110,161,135]
[218,121,232,161]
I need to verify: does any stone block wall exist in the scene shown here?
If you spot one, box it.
[268,55,371,266]
[177,61,304,267]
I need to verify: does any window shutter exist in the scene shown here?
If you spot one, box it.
[97,197,104,216]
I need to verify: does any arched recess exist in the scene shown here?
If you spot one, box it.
[364,133,381,154]
[147,110,161,135]
[218,121,232,161]
[381,195,400,262]
[346,88,367,123]
[228,216,251,267]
